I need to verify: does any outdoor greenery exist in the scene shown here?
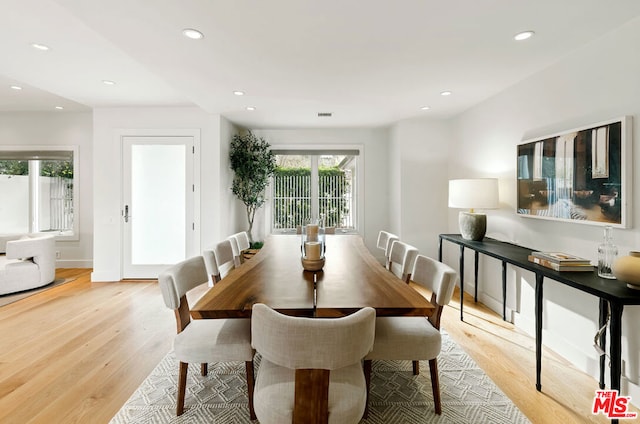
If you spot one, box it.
[0,160,73,178]
[230,131,276,242]
[272,166,349,229]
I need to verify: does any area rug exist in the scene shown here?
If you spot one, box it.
[111,331,530,423]
[0,278,76,307]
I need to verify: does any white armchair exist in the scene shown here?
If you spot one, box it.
[0,234,56,295]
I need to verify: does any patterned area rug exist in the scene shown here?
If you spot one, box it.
[111,331,530,423]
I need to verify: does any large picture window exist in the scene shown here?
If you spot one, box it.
[0,146,78,239]
[270,150,358,233]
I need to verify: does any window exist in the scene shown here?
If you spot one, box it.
[270,150,359,233]
[0,146,78,239]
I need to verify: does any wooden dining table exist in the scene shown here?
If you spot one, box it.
[191,234,434,319]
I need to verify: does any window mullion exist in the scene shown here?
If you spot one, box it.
[29,160,40,232]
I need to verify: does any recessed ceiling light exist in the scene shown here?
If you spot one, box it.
[102,80,116,85]
[246,106,256,111]
[11,85,22,90]
[55,106,64,110]
[234,91,245,96]
[31,43,50,51]
[440,91,452,96]
[514,31,535,41]
[182,28,204,40]
[420,106,431,110]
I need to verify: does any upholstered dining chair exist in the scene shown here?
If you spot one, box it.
[364,254,458,416]
[387,240,419,282]
[376,230,399,267]
[203,239,236,282]
[157,256,255,419]
[233,231,252,261]
[251,303,376,424]
[227,235,242,267]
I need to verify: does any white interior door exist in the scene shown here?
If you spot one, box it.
[122,136,196,278]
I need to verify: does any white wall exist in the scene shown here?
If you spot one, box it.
[91,107,222,281]
[445,16,640,399]
[218,118,248,241]
[251,128,390,255]
[389,117,451,259]
[0,111,93,267]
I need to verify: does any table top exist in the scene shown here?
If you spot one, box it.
[191,234,434,319]
[440,233,640,305]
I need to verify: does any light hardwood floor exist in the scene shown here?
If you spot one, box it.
[0,268,634,423]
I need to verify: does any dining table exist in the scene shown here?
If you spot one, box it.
[191,234,434,319]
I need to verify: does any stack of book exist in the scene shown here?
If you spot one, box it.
[528,251,594,272]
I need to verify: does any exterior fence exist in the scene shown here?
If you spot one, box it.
[271,169,353,231]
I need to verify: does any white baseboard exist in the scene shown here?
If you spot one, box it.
[55,259,93,268]
[90,269,121,282]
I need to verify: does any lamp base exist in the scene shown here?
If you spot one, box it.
[459,212,487,241]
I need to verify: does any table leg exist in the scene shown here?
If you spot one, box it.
[535,272,543,391]
[502,261,507,321]
[438,236,443,262]
[459,244,465,321]
[598,298,607,390]
[474,251,479,303]
[610,302,623,424]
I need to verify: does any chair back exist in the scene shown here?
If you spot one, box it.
[213,239,236,279]
[203,248,221,283]
[411,254,458,329]
[227,236,242,267]
[158,256,209,332]
[234,231,251,251]
[251,303,376,370]
[376,230,399,266]
[387,240,419,282]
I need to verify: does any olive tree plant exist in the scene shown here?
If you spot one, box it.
[229,131,276,243]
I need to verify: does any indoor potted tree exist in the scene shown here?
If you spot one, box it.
[229,131,276,245]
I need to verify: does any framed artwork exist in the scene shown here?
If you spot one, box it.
[516,116,632,228]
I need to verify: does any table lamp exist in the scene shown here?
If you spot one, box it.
[448,178,499,241]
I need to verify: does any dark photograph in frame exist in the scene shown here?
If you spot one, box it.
[517,116,632,227]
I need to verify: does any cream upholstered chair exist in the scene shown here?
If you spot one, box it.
[158,256,256,419]
[364,255,458,416]
[251,303,376,424]
[227,235,242,267]
[203,239,236,282]
[376,230,398,267]
[387,240,419,282]
[232,231,252,262]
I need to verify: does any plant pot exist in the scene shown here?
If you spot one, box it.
[613,251,640,289]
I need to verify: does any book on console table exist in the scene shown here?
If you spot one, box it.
[530,251,592,265]
[528,254,594,272]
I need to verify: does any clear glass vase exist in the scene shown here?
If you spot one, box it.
[598,225,618,279]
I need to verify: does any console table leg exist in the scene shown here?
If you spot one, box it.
[502,261,507,321]
[598,298,607,390]
[438,237,443,262]
[459,245,465,321]
[474,251,479,303]
[535,273,543,391]
[610,302,623,391]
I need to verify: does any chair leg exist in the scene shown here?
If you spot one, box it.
[177,362,189,416]
[201,363,208,376]
[246,361,256,420]
[363,360,372,419]
[429,358,442,415]
[413,360,420,375]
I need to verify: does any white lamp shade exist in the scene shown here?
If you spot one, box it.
[448,178,499,210]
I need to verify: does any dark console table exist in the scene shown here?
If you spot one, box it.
[439,233,640,423]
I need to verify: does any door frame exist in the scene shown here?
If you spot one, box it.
[117,129,201,280]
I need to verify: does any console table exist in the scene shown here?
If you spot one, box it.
[439,233,640,423]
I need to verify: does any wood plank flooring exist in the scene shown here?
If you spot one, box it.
[0,268,633,423]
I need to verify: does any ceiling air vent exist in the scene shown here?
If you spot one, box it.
[317,112,332,117]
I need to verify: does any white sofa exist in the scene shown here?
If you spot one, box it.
[0,234,56,295]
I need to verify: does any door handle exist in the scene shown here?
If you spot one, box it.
[123,205,130,223]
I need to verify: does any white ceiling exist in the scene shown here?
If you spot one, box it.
[2,0,640,128]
